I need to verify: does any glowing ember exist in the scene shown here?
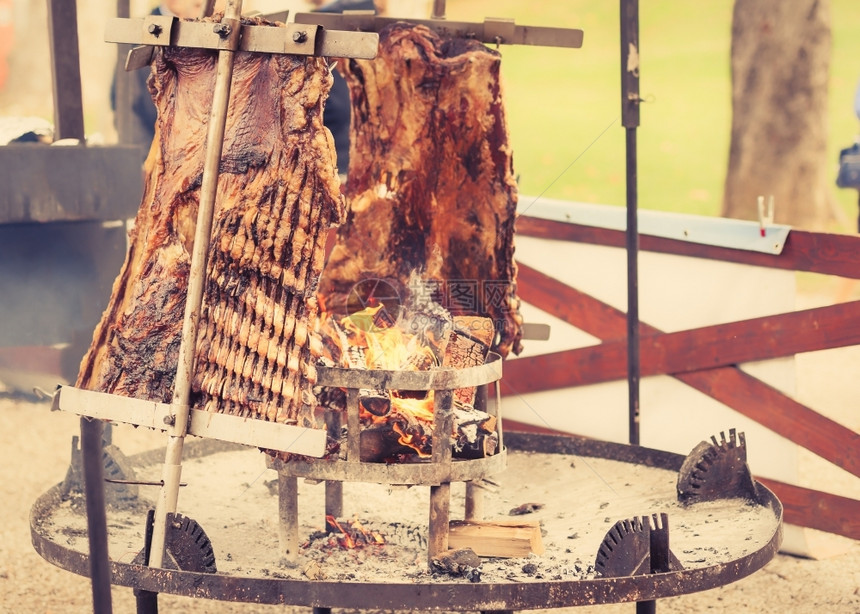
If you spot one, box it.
[325,515,385,549]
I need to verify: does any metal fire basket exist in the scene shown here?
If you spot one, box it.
[31,431,783,610]
[267,353,507,567]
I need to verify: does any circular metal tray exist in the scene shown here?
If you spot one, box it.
[30,431,782,610]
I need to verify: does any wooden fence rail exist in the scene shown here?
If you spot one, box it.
[507,214,860,541]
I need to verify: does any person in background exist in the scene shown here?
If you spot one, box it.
[112,0,215,153]
[835,76,860,302]
[312,0,381,178]
[854,77,860,125]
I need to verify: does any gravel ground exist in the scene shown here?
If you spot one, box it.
[1,292,859,613]
[2,390,858,613]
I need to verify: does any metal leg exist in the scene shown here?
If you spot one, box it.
[428,482,451,565]
[325,481,343,518]
[465,481,483,520]
[325,410,344,518]
[278,474,299,563]
[636,601,656,614]
[80,417,113,614]
[134,589,159,614]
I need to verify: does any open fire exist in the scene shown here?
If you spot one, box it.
[323,515,386,549]
[316,290,500,462]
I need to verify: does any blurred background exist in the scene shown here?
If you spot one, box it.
[2,0,859,226]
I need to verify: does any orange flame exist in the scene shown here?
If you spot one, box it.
[392,422,432,458]
[325,515,385,548]
[319,301,448,458]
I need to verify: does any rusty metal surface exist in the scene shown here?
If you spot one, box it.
[0,145,142,224]
[677,429,758,504]
[105,17,380,59]
[293,13,584,49]
[31,432,783,609]
[316,352,503,390]
[266,448,507,485]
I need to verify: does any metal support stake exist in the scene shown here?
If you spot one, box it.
[80,418,113,614]
[324,410,344,518]
[622,4,651,613]
[428,389,454,565]
[49,0,112,609]
[466,384,488,520]
[148,0,244,569]
[620,0,641,448]
[465,482,484,520]
[47,0,85,140]
[278,474,299,563]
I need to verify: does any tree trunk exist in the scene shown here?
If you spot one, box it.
[723,0,835,230]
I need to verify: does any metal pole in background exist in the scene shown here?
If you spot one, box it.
[622,12,657,614]
[47,0,85,140]
[620,0,641,448]
[114,0,133,144]
[48,0,113,611]
[147,0,243,569]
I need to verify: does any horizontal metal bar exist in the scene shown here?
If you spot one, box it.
[521,322,551,341]
[105,17,378,59]
[315,352,503,390]
[518,198,790,255]
[53,386,326,457]
[294,13,584,49]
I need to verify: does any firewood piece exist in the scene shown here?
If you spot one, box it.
[448,519,545,558]
[431,548,482,582]
[359,426,417,462]
[75,17,344,449]
[318,23,524,358]
[443,316,494,408]
[509,502,545,516]
[453,432,498,460]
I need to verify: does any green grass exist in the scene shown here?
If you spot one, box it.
[449,0,860,230]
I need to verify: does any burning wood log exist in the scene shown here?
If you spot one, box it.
[318,23,524,358]
[444,316,495,408]
[448,519,545,558]
[76,18,344,439]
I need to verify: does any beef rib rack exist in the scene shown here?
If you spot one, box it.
[76,23,345,434]
[317,23,524,358]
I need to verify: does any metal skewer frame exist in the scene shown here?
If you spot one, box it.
[293,12,583,50]
[147,0,245,570]
[47,0,381,577]
[107,12,379,72]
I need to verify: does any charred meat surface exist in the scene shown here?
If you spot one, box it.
[318,23,524,358]
[77,17,344,433]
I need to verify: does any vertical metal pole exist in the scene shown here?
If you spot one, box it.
[620,0,641,447]
[148,0,243,569]
[114,0,133,145]
[428,389,454,566]
[324,410,344,518]
[622,2,652,612]
[48,0,112,609]
[464,482,484,520]
[80,418,113,614]
[46,0,85,140]
[277,473,299,563]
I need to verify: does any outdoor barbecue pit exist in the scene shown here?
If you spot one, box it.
[31,429,782,609]
[27,1,787,611]
[269,347,508,568]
